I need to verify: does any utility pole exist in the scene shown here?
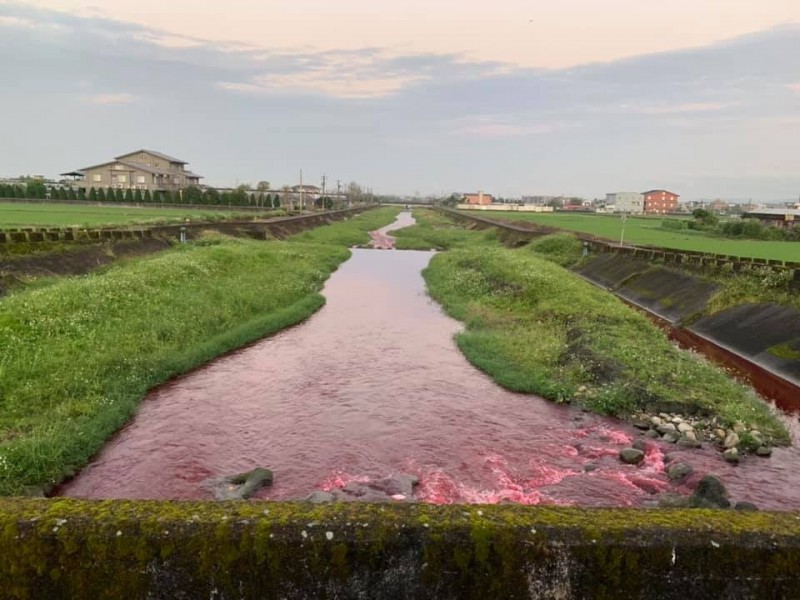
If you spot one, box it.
[299,169,304,211]
[336,180,341,209]
[321,174,327,211]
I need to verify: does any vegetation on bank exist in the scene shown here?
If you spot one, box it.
[289,206,401,246]
[392,210,787,441]
[422,246,787,441]
[390,209,497,250]
[0,201,286,228]
[663,209,800,242]
[478,210,799,262]
[0,208,398,495]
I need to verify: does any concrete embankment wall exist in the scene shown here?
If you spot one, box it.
[579,254,800,388]
[2,499,800,599]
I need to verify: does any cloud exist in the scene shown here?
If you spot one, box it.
[81,93,136,105]
[788,83,800,94]
[447,115,580,138]
[628,102,731,115]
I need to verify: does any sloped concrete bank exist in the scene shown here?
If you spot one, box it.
[578,254,800,406]
[2,500,800,599]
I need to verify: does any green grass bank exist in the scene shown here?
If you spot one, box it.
[476,211,800,262]
[0,201,282,228]
[0,208,399,495]
[397,211,787,442]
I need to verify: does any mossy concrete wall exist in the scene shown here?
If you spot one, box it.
[2,500,800,599]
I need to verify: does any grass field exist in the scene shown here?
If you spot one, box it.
[473,211,800,262]
[0,208,400,495]
[0,202,266,228]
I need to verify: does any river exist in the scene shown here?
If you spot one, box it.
[60,213,800,508]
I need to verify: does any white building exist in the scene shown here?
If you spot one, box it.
[606,192,644,214]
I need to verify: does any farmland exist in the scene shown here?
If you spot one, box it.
[472,211,800,262]
[0,202,266,228]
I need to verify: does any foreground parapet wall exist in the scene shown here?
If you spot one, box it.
[2,500,800,599]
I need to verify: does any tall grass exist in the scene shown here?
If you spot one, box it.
[423,245,788,443]
[289,207,401,246]
[0,208,402,495]
[392,209,497,250]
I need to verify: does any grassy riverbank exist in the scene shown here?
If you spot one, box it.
[393,210,787,441]
[289,206,401,246]
[0,209,398,495]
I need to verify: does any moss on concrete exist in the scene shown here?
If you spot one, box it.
[1,499,800,599]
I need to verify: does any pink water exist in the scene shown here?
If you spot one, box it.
[60,216,800,508]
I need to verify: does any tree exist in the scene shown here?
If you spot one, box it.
[68,188,77,201]
[143,189,152,203]
[133,189,143,203]
[77,189,86,201]
[256,181,271,192]
[106,187,115,202]
[273,194,281,208]
[26,180,47,198]
[88,188,98,202]
[183,185,203,204]
[124,189,134,203]
[692,208,718,228]
[203,188,220,205]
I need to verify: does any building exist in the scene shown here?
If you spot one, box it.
[463,191,493,205]
[65,150,203,192]
[643,189,680,214]
[606,192,644,214]
[741,208,800,229]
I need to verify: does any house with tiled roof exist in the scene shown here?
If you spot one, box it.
[66,150,203,192]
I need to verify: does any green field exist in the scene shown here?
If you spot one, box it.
[473,211,800,262]
[0,202,263,228]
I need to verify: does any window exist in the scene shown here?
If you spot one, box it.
[136,175,146,184]
[117,175,127,183]
[92,174,102,182]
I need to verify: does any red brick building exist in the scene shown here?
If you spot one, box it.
[463,191,493,205]
[643,189,679,214]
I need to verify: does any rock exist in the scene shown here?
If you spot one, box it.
[331,474,420,503]
[644,430,660,439]
[650,416,663,426]
[733,422,746,434]
[659,493,691,508]
[683,430,697,441]
[662,432,680,444]
[677,422,694,434]
[723,448,740,464]
[734,502,760,512]
[632,420,651,431]
[689,475,731,509]
[667,462,694,481]
[619,448,645,465]
[584,463,599,472]
[755,446,773,457]
[305,491,336,504]
[656,423,677,434]
[677,437,702,449]
[208,467,274,501]
[632,439,648,451]
[714,428,727,440]
[724,432,740,449]
[671,417,684,425]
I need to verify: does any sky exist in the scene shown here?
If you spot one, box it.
[1,1,799,200]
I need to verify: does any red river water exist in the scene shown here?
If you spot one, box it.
[60,213,800,508]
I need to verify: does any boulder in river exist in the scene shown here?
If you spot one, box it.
[316,473,420,503]
[619,448,645,465]
[667,462,693,481]
[206,467,274,501]
[689,475,731,509]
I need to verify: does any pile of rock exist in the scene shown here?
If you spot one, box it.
[305,474,420,504]
[631,412,773,463]
[205,467,274,501]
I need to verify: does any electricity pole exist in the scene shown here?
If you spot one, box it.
[336,180,341,209]
[321,174,327,211]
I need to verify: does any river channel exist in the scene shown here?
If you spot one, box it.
[60,213,800,508]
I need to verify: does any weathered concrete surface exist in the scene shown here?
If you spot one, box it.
[578,254,718,324]
[2,499,800,599]
[579,254,800,389]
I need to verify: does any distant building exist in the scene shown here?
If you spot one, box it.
[65,149,203,192]
[606,192,644,214]
[463,191,493,205]
[709,199,730,213]
[741,208,800,229]
[643,189,680,214]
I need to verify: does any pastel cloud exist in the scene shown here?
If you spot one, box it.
[81,93,136,105]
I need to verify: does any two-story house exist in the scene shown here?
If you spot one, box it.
[70,150,203,192]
